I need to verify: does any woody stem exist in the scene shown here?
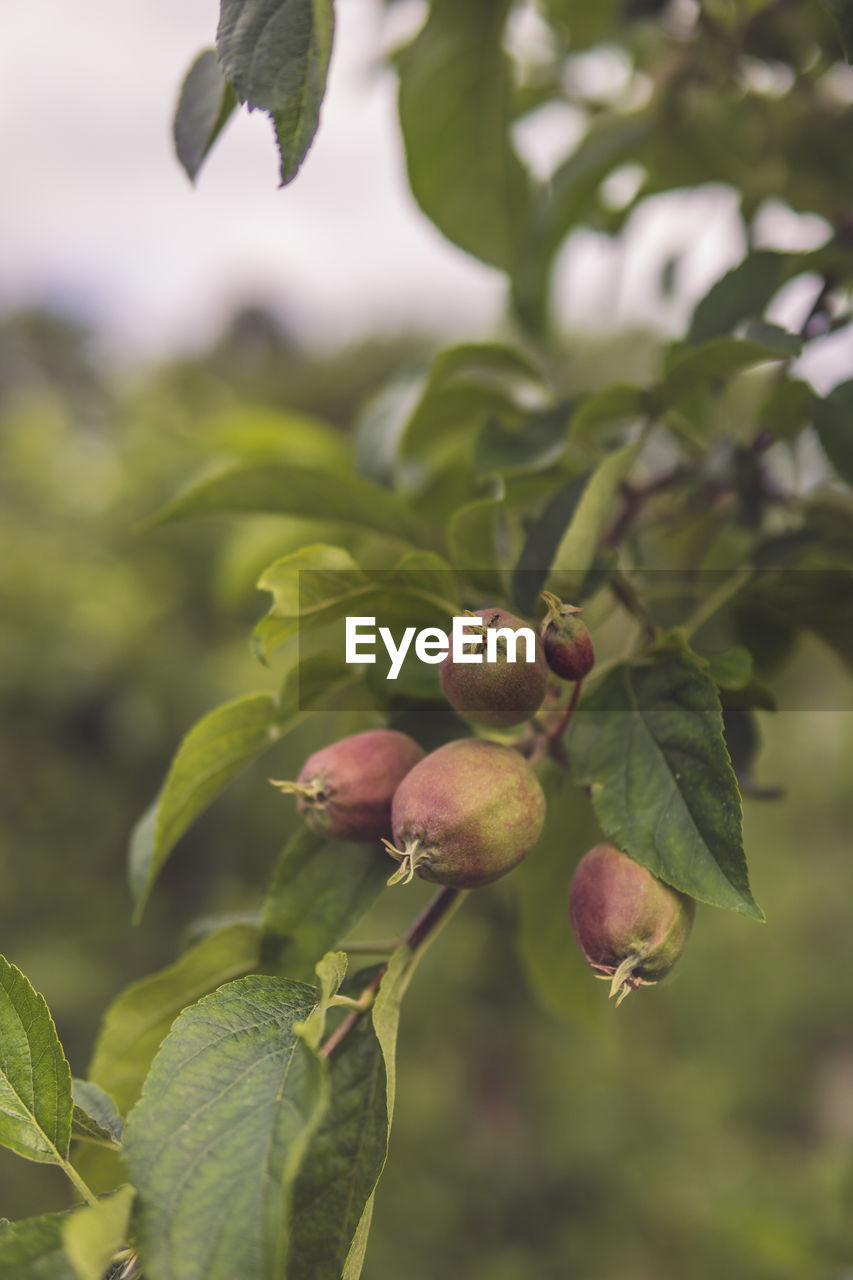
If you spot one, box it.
[320,886,462,1060]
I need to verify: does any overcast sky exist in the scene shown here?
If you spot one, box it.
[1,0,508,356]
[2,0,851,387]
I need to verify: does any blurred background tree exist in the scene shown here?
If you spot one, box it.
[2,298,851,1277]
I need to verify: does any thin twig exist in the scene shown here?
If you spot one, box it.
[800,275,837,342]
[545,679,583,767]
[319,886,462,1060]
[603,467,684,549]
[319,968,386,1060]
[757,270,838,451]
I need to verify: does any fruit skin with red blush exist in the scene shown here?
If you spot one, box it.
[270,729,424,843]
[568,842,694,1005]
[539,591,595,682]
[383,737,546,888]
[439,608,549,728]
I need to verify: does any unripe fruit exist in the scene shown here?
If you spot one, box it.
[539,591,594,682]
[568,842,694,1005]
[270,729,424,843]
[383,738,546,888]
[439,608,549,729]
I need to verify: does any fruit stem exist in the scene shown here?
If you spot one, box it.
[320,886,464,1060]
[546,678,584,765]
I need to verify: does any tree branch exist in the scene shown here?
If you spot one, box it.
[320,886,463,1059]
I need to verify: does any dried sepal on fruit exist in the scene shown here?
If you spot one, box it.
[271,729,424,843]
[569,842,694,1006]
[383,737,546,888]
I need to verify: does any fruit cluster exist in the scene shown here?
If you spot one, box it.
[273,728,546,890]
[272,598,693,1001]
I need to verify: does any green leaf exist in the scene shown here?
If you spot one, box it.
[70,1082,123,1150]
[261,829,390,982]
[741,317,802,356]
[124,975,327,1280]
[515,765,608,1025]
[656,337,797,410]
[392,549,458,605]
[546,442,640,600]
[397,0,527,270]
[428,343,544,389]
[342,1206,375,1280]
[217,0,335,185]
[757,376,816,441]
[542,115,650,250]
[700,645,753,691]
[722,705,760,786]
[475,407,570,478]
[513,114,652,329]
[254,544,367,653]
[745,563,853,670]
[448,489,507,596]
[183,909,263,949]
[88,922,260,1116]
[719,678,777,714]
[821,0,853,60]
[173,48,238,183]
[353,371,425,486]
[341,946,409,1280]
[0,955,72,1165]
[273,655,363,720]
[295,952,349,1052]
[287,1005,386,1279]
[568,648,763,918]
[687,251,789,344]
[399,344,542,467]
[512,472,591,614]
[0,1212,76,1280]
[804,491,853,544]
[399,388,514,487]
[253,546,457,663]
[151,462,425,543]
[569,384,647,446]
[813,380,853,483]
[202,406,350,471]
[62,1186,134,1280]
[129,692,283,920]
[722,707,783,801]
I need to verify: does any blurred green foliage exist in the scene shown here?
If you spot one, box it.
[0,304,850,1276]
[0,306,428,1212]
